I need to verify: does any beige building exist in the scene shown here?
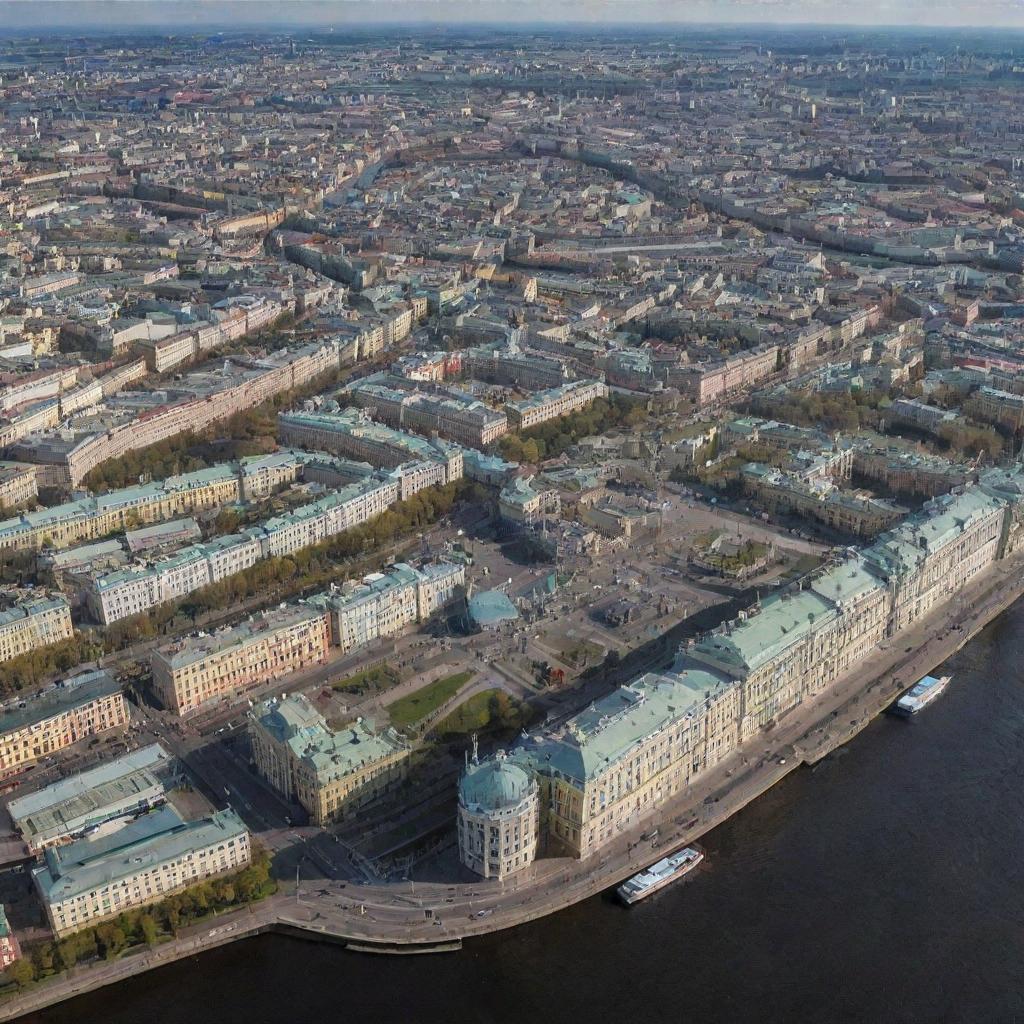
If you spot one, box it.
[458,754,540,879]
[0,462,38,512]
[459,466,1024,873]
[0,461,250,553]
[0,595,73,665]
[0,670,128,779]
[151,604,332,716]
[34,806,250,937]
[458,666,739,874]
[497,476,561,525]
[505,379,608,431]
[311,561,465,653]
[250,695,409,825]
[686,556,889,741]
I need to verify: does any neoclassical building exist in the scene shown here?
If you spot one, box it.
[250,695,410,825]
[458,754,539,879]
[458,466,1024,876]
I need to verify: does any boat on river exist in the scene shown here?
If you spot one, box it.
[617,846,704,905]
[894,674,952,716]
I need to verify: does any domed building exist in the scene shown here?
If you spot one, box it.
[457,752,539,879]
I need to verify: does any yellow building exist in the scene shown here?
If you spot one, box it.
[0,595,73,665]
[151,604,331,716]
[0,465,243,553]
[0,670,129,778]
[250,695,409,825]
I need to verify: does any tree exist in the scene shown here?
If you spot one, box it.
[140,914,159,947]
[96,924,127,960]
[521,438,541,464]
[5,958,34,988]
[31,944,54,977]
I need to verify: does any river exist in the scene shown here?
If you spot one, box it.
[22,601,1024,1024]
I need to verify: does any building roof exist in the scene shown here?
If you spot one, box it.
[506,378,603,415]
[689,587,837,676]
[510,667,734,784]
[0,670,121,737]
[459,756,535,812]
[254,694,407,785]
[468,589,519,627]
[34,806,248,904]
[0,594,68,631]
[8,744,174,846]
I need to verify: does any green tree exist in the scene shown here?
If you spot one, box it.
[5,958,35,988]
[520,438,541,464]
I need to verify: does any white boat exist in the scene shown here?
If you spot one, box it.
[617,846,704,905]
[894,674,951,716]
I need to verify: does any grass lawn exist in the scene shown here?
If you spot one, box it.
[433,688,536,739]
[387,670,474,728]
[332,662,402,695]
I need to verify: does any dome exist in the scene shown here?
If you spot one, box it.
[459,757,534,812]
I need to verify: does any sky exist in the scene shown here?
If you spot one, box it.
[1,0,1024,30]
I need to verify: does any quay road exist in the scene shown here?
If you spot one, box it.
[4,550,1024,1022]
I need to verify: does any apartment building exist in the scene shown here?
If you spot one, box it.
[505,379,608,431]
[887,398,960,437]
[964,386,1024,434]
[151,604,331,716]
[278,407,464,484]
[346,378,508,447]
[136,298,285,373]
[33,806,250,937]
[0,461,253,553]
[15,339,341,487]
[851,448,967,499]
[498,476,561,524]
[740,464,903,539]
[250,695,409,825]
[85,476,403,625]
[462,344,571,390]
[0,670,129,778]
[312,560,465,652]
[0,462,38,512]
[673,345,780,406]
[0,595,73,665]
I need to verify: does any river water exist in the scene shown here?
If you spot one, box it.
[24,601,1024,1024]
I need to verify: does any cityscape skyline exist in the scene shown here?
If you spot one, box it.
[2,0,1024,31]
[2,18,1024,1022]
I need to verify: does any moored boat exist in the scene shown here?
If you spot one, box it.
[617,846,704,905]
[894,674,951,716]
